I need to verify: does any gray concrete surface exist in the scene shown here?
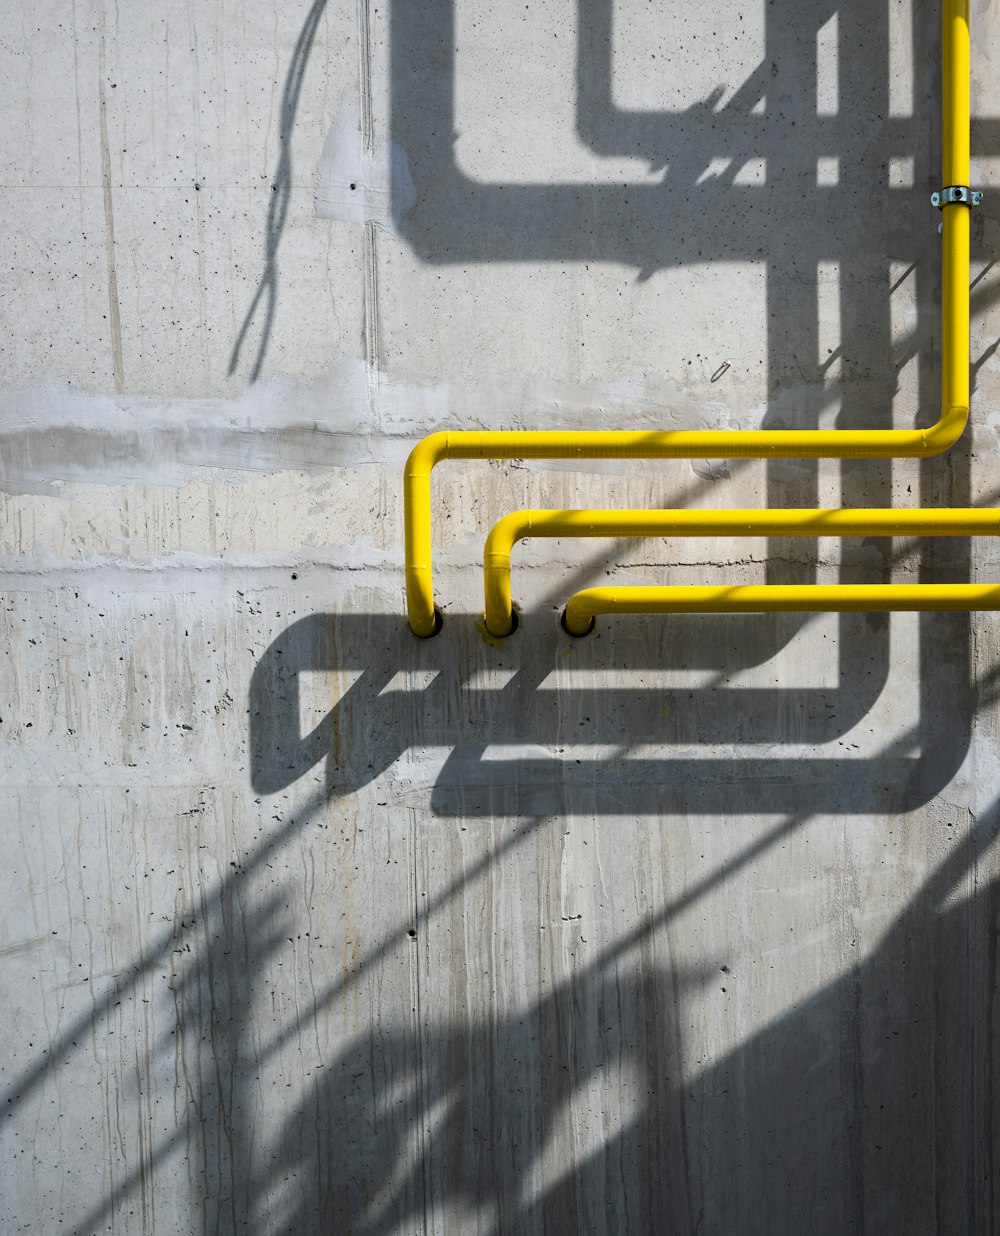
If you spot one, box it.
[3,0,1000,1231]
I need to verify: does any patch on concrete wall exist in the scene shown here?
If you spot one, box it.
[314,96,416,227]
[0,370,749,493]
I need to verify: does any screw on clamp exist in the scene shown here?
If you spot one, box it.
[931,185,983,207]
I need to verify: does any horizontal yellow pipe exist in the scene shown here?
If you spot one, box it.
[563,584,1000,637]
[406,401,969,634]
[404,0,972,636]
[483,508,1000,636]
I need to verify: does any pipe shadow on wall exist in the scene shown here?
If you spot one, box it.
[384,0,977,712]
[52,0,996,1230]
[248,600,973,816]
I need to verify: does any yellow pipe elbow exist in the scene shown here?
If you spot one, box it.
[402,0,975,635]
[404,434,450,636]
[484,508,1000,637]
[482,512,530,637]
[563,583,1000,637]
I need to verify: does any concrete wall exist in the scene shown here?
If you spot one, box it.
[3,1,1000,1231]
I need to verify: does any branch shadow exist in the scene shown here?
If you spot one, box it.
[227,0,330,382]
[253,811,1000,1233]
[57,799,1000,1234]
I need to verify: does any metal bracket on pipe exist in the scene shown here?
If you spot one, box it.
[932,185,982,207]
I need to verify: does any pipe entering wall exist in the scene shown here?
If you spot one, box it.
[403,0,978,640]
[482,509,1000,638]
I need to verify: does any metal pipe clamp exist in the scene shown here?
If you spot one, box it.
[932,185,983,207]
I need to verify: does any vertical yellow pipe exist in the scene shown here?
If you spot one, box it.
[943,0,970,185]
[404,436,445,635]
[942,0,971,426]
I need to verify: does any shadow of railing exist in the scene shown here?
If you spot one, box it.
[51,795,1000,1234]
[241,811,1000,1233]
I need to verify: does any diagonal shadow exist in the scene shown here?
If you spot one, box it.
[56,794,1000,1234]
[248,808,999,1234]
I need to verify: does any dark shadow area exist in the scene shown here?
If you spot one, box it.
[7,580,987,1231]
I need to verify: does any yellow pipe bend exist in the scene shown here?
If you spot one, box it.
[563,584,1000,637]
[482,508,1000,637]
[404,0,972,637]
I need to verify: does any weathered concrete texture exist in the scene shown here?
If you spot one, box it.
[3,1,1000,1232]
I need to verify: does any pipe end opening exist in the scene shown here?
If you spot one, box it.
[560,609,595,638]
[412,606,444,638]
[484,606,519,640]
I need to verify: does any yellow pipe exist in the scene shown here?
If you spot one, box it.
[944,1,971,189]
[563,584,1000,636]
[404,0,973,636]
[483,508,1000,636]
[943,0,972,422]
